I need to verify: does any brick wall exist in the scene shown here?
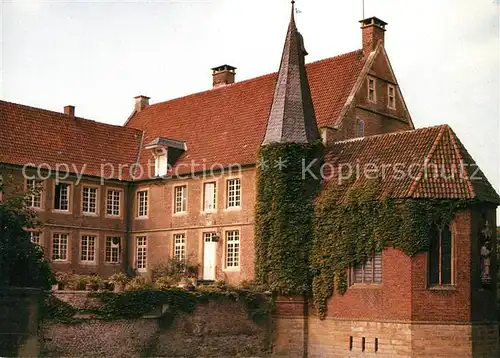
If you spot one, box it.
[327,248,413,321]
[272,208,499,357]
[0,166,128,277]
[411,210,472,322]
[326,49,413,144]
[129,168,256,285]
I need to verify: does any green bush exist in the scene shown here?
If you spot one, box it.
[151,256,199,285]
[0,189,54,289]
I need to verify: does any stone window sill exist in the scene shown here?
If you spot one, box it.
[428,284,456,291]
[348,283,382,289]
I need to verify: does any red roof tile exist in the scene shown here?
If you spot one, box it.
[0,100,143,180]
[322,125,500,203]
[125,50,365,176]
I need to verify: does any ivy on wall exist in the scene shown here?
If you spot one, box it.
[254,142,322,295]
[311,178,471,319]
[41,287,271,326]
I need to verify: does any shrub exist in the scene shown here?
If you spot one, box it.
[0,187,54,289]
[154,276,176,290]
[151,255,199,284]
[125,276,152,291]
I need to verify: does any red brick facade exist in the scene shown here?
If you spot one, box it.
[274,209,499,357]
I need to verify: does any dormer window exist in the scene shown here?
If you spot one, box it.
[155,151,168,177]
[144,137,187,176]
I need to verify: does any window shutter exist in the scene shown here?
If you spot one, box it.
[156,154,167,176]
[204,183,215,210]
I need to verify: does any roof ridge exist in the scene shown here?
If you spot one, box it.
[407,124,447,197]
[0,100,141,133]
[446,125,476,198]
[144,49,364,111]
[333,125,445,145]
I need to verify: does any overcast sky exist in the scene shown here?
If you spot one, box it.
[1,0,499,200]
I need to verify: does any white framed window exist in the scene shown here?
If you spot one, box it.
[174,185,187,213]
[357,119,365,138]
[350,252,382,285]
[82,186,98,215]
[106,189,121,217]
[137,191,148,218]
[54,183,70,211]
[136,236,147,271]
[368,77,376,103]
[225,230,240,269]
[26,179,43,208]
[105,237,121,263]
[203,182,217,211]
[80,235,96,262]
[155,153,168,177]
[226,179,241,208]
[388,85,396,109]
[173,233,186,261]
[30,231,41,245]
[52,233,68,261]
[204,232,218,242]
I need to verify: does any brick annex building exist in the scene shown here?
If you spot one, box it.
[1,4,499,357]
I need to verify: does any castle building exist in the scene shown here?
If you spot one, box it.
[0,3,498,356]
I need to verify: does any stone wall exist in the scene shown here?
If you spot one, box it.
[0,287,40,357]
[40,292,271,357]
[274,313,500,358]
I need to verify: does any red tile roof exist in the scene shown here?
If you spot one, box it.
[125,50,365,175]
[0,100,143,180]
[321,125,500,203]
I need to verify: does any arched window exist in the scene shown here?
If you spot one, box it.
[429,224,453,285]
[357,120,365,138]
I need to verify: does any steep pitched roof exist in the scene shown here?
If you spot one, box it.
[0,100,143,180]
[261,3,320,145]
[322,125,500,203]
[126,49,365,175]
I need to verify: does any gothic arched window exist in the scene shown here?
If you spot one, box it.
[429,224,453,286]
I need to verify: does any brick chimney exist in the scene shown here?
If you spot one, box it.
[359,17,387,57]
[64,105,75,118]
[211,65,237,88]
[134,95,150,112]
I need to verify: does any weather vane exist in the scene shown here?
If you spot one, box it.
[292,0,302,15]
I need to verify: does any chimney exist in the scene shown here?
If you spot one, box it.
[134,95,150,112]
[64,105,75,118]
[359,17,387,57]
[211,65,237,88]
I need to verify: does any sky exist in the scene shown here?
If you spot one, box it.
[1,0,499,201]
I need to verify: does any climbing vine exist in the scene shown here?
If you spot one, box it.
[41,287,271,326]
[254,142,322,295]
[311,178,472,319]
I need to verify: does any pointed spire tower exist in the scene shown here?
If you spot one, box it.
[262,1,320,145]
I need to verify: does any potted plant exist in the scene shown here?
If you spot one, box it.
[109,272,128,292]
[55,271,70,290]
[86,275,101,291]
[154,276,174,290]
